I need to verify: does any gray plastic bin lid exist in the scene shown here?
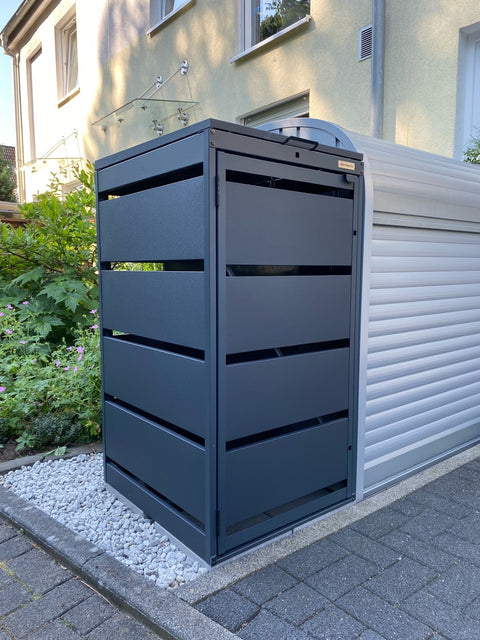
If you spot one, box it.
[257,118,359,152]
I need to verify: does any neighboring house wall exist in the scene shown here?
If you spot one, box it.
[1,0,480,201]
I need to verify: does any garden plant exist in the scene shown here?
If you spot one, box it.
[464,132,480,164]
[0,165,101,454]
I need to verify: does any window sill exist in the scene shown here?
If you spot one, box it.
[57,86,80,108]
[147,0,195,36]
[231,15,312,63]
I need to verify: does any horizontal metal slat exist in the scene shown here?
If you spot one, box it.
[364,421,480,492]
[371,255,480,273]
[369,295,480,321]
[371,238,480,258]
[372,238,480,259]
[225,349,349,440]
[369,308,480,337]
[365,401,480,450]
[98,176,204,262]
[104,402,205,523]
[105,462,208,560]
[365,379,480,431]
[225,419,348,526]
[97,134,204,194]
[367,348,480,394]
[101,271,205,350]
[370,271,480,288]
[366,368,480,416]
[370,283,480,304]
[368,322,480,356]
[225,182,353,265]
[103,337,207,438]
[226,276,351,353]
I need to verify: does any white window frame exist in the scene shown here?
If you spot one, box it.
[455,22,480,159]
[26,46,42,161]
[239,92,310,128]
[55,10,79,105]
[148,0,195,35]
[234,1,311,62]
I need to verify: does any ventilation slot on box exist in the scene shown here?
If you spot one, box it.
[107,333,205,361]
[105,396,206,448]
[106,460,205,530]
[226,339,349,364]
[99,163,203,200]
[226,480,348,537]
[226,265,351,277]
[226,170,353,199]
[226,410,348,451]
[107,260,204,272]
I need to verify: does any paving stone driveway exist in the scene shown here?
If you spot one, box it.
[193,457,480,640]
[0,452,479,640]
[0,521,158,640]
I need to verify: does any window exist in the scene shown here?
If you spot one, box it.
[455,23,480,158]
[240,93,309,128]
[149,0,194,31]
[243,0,310,50]
[27,47,51,159]
[55,11,79,103]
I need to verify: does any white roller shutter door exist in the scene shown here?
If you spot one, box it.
[364,224,480,493]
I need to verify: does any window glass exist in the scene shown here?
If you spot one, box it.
[56,12,79,101]
[248,0,310,47]
[65,25,79,95]
[28,48,51,158]
[150,0,191,28]
[163,0,187,16]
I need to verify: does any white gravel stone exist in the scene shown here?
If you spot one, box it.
[0,453,205,589]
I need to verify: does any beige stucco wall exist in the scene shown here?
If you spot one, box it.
[7,0,480,200]
[383,0,480,157]
[85,0,373,162]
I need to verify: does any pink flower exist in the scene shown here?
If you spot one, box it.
[0,387,5,393]
[64,366,70,371]
[92,324,99,330]
[90,309,97,314]
[5,329,12,335]
[55,360,60,367]
[77,354,82,362]
[67,346,73,351]
[22,301,29,305]
[7,305,13,310]
[76,346,84,354]
[0,313,4,317]
[20,340,27,344]
[73,366,78,373]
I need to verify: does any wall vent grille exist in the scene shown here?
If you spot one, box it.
[359,25,373,61]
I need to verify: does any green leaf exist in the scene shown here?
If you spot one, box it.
[12,267,46,287]
[46,446,67,457]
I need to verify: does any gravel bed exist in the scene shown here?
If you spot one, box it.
[0,453,207,589]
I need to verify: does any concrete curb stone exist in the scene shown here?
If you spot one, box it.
[0,485,238,640]
[0,442,103,475]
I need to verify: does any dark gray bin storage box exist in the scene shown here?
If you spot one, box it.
[95,119,364,565]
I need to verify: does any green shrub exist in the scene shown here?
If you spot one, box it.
[464,133,480,165]
[0,165,97,345]
[22,413,84,451]
[0,146,16,203]
[0,303,101,448]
